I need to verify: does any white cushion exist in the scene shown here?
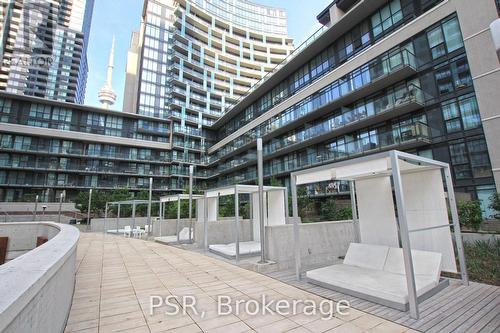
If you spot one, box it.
[209,241,261,256]
[178,228,192,241]
[383,247,442,282]
[306,264,438,305]
[343,243,389,270]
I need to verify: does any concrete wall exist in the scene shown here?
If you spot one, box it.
[0,202,77,213]
[265,220,355,271]
[194,219,254,248]
[460,232,500,244]
[92,217,253,246]
[0,222,79,333]
[1,214,76,224]
[91,216,155,232]
[0,222,60,261]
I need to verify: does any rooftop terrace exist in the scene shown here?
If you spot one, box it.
[64,233,500,333]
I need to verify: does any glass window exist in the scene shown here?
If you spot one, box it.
[458,95,481,130]
[427,26,446,59]
[467,139,492,178]
[443,18,464,53]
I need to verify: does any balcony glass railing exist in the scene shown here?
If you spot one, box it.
[214,122,431,182]
[263,83,426,156]
[0,144,170,163]
[264,122,431,176]
[212,48,418,160]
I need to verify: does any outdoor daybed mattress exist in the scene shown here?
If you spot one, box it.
[154,227,193,244]
[306,243,448,311]
[209,241,261,259]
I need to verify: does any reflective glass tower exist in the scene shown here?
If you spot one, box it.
[124,0,293,190]
[0,0,95,104]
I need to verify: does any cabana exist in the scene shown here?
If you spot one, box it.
[104,199,160,236]
[203,184,288,262]
[290,150,468,319]
[155,194,204,244]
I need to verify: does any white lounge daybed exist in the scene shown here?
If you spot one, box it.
[306,243,449,311]
[209,241,261,259]
[154,227,193,244]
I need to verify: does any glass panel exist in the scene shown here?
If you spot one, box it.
[443,18,464,53]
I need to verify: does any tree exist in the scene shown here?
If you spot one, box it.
[489,193,500,219]
[320,199,352,221]
[458,200,483,231]
[297,186,314,218]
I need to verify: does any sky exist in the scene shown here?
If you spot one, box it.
[85,0,332,110]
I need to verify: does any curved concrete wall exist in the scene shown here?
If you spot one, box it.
[0,222,79,333]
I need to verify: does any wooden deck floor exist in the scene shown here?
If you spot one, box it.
[265,270,500,333]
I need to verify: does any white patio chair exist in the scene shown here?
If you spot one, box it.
[133,226,144,238]
[123,226,132,237]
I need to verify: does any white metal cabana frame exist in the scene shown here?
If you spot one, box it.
[290,150,468,319]
[203,184,289,263]
[158,194,204,243]
[104,199,160,235]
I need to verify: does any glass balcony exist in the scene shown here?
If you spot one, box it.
[263,83,426,156]
[212,48,419,159]
[264,122,432,176]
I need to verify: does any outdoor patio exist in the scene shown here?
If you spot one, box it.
[266,270,500,333]
[65,233,417,333]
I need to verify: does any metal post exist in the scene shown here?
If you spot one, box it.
[257,138,267,263]
[87,189,92,232]
[33,195,39,221]
[57,192,64,223]
[147,177,153,235]
[189,165,194,243]
[177,196,181,243]
[235,187,240,263]
[132,201,136,231]
[158,201,162,238]
[159,201,163,237]
[116,204,121,234]
[204,194,208,250]
[350,181,360,243]
[103,203,108,234]
[444,166,469,285]
[390,151,419,319]
[291,175,301,280]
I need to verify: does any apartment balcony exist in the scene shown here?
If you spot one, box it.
[216,152,257,175]
[0,163,174,178]
[214,122,432,181]
[212,48,419,160]
[0,145,169,164]
[264,122,433,178]
[263,83,427,159]
[261,49,419,139]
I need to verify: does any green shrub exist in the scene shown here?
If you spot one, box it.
[464,239,500,286]
[320,199,352,221]
[458,200,483,231]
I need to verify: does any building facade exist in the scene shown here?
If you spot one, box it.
[0,92,177,202]
[0,0,499,219]
[203,0,500,218]
[123,0,293,190]
[0,0,94,104]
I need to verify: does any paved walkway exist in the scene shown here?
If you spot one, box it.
[65,233,415,333]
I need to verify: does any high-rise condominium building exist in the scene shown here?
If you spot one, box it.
[0,0,95,103]
[202,0,500,218]
[123,0,294,190]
